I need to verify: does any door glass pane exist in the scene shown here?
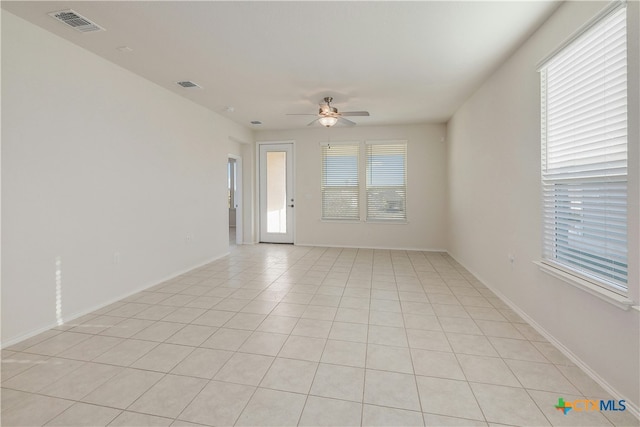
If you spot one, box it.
[266,151,287,233]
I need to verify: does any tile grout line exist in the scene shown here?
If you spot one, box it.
[4,245,631,426]
[294,246,347,427]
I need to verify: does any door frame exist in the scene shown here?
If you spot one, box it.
[256,141,295,244]
[228,154,243,245]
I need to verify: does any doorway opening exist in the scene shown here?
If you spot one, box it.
[227,155,242,246]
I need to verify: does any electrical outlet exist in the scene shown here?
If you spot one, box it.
[113,251,121,265]
[508,253,515,263]
[185,233,192,243]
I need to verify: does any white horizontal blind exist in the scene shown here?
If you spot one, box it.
[366,142,407,220]
[540,5,627,291]
[321,144,359,220]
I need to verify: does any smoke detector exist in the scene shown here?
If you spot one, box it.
[48,9,105,33]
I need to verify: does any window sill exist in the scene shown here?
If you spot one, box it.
[318,219,410,225]
[365,219,409,224]
[534,261,635,311]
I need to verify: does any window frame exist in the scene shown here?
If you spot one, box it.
[365,140,408,222]
[320,142,361,221]
[538,1,629,296]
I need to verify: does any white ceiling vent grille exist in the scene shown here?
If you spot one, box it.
[48,9,105,33]
[177,81,202,89]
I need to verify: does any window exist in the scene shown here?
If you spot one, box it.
[540,4,627,293]
[366,141,407,221]
[321,143,359,220]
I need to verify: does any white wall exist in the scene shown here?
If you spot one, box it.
[1,12,254,345]
[254,124,447,250]
[447,0,640,412]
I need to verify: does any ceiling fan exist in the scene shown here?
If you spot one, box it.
[288,97,370,127]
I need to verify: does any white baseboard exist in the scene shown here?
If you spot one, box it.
[446,253,640,421]
[295,242,447,252]
[1,252,229,349]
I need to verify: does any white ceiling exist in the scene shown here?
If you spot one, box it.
[2,1,560,130]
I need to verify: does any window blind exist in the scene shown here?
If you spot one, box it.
[540,5,627,291]
[321,143,360,220]
[366,142,407,221]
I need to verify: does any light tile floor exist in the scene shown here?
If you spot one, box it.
[2,245,639,426]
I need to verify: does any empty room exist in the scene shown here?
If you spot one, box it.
[1,1,639,426]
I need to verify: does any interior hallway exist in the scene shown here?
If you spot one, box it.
[1,244,635,426]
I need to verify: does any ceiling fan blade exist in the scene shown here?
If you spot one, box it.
[307,118,320,126]
[338,117,356,126]
[286,113,319,116]
[340,111,370,117]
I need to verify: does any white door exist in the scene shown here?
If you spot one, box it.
[259,143,294,243]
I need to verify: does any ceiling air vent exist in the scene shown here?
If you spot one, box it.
[177,81,202,89]
[48,9,105,33]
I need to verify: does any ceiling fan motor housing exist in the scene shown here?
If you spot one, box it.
[319,106,338,115]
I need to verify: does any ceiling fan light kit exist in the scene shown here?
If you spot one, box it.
[318,116,338,127]
[288,96,370,128]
